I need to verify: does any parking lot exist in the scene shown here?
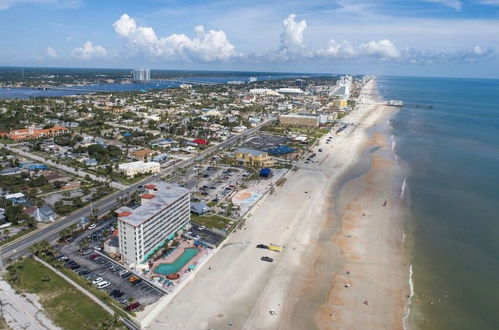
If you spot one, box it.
[240,133,289,151]
[58,220,164,311]
[185,223,225,247]
[178,166,246,204]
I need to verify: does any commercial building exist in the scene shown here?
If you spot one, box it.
[117,182,190,266]
[235,148,275,167]
[118,161,160,178]
[332,99,348,108]
[0,125,69,141]
[132,68,151,82]
[279,114,320,127]
[277,88,305,95]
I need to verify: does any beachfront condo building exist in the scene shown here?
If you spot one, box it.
[116,182,190,266]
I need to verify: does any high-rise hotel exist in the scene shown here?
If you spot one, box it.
[132,68,151,82]
[116,182,190,266]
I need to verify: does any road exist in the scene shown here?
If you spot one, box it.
[0,119,273,262]
[2,144,127,190]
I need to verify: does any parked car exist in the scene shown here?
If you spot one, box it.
[120,272,132,278]
[256,244,269,249]
[261,256,274,262]
[92,277,104,285]
[118,297,128,305]
[128,276,140,283]
[126,302,141,311]
[131,279,142,286]
[118,269,129,276]
[88,224,97,230]
[96,281,111,289]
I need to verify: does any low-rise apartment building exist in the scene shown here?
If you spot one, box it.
[117,182,191,266]
[118,161,160,177]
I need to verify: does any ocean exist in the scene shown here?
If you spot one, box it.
[378,76,499,330]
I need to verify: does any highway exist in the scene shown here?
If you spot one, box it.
[0,119,274,262]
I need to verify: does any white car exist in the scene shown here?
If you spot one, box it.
[96,281,110,289]
[92,277,104,285]
[199,226,206,231]
[88,224,97,230]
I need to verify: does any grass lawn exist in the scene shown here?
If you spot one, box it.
[191,214,233,230]
[6,258,116,330]
[0,316,8,329]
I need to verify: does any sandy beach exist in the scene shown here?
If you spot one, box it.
[144,78,409,330]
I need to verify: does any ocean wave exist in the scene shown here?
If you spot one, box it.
[400,178,407,198]
[402,264,415,330]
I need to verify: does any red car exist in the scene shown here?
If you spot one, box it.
[126,302,141,311]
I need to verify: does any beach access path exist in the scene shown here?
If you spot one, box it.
[145,79,407,330]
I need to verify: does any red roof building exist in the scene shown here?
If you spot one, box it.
[141,194,156,199]
[192,139,208,145]
[118,211,132,217]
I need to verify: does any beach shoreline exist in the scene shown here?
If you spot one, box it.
[146,78,410,330]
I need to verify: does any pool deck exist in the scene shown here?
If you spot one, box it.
[148,240,210,291]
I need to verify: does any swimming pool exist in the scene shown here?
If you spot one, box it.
[154,248,198,275]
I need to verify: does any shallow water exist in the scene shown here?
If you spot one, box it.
[379,76,499,330]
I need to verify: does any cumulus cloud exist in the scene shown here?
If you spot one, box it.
[360,40,400,59]
[317,39,400,60]
[280,14,307,51]
[404,45,493,64]
[46,46,58,59]
[113,14,237,62]
[72,41,107,60]
[272,14,401,61]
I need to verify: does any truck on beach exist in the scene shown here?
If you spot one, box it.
[268,244,283,252]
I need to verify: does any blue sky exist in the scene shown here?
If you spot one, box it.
[1,0,499,77]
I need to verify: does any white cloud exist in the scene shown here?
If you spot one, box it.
[46,46,58,59]
[421,0,462,10]
[404,45,493,64]
[318,39,400,60]
[273,14,401,61]
[360,40,400,59]
[280,14,307,51]
[113,13,237,62]
[71,41,107,60]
